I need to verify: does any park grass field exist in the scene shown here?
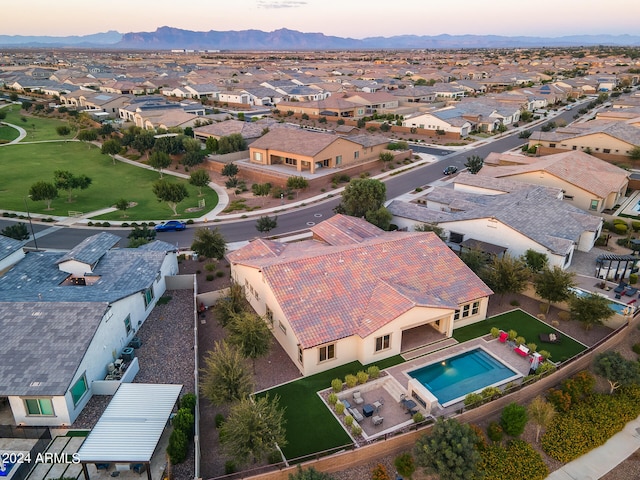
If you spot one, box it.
[0,142,218,220]
[0,124,20,142]
[1,106,75,142]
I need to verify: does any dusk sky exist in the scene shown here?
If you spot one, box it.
[3,0,638,38]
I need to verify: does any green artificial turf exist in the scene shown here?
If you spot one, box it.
[257,356,405,460]
[452,309,588,363]
[1,107,75,142]
[0,142,218,220]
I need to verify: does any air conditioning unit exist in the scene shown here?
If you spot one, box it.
[114,359,124,370]
[121,347,135,362]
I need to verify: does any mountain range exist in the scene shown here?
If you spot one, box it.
[1,27,639,50]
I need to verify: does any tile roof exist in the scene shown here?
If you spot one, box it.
[0,235,25,262]
[249,128,341,157]
[229,215,492,348]
[478,151,629,199]
[0,301,109,396]
[56,232,121,267]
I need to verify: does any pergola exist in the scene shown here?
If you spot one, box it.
[595,254,639,281]
[77,383,182,480]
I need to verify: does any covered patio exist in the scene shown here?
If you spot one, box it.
[77,383,182,480]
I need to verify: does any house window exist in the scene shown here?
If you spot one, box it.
[563,194,574,200]
[285,157,297,166]
[590,199,599,211]
[354,151,359,159]
[143,286,154,308]
[472,301,480,315]
[603,149,611,154]
[24,398,54,416]
[572,146,577,150]
[70,375,88,406]
[319,344,336,362]
[449,232,464,244]
[462,304,471,318]
[454,309,460,321]
[124,315,132,335]
[265,306,274,327]
[375,334,391,352]
[279,321,287,335]
[549,143,556,148]
[254,152,263,162]
[336,155,342,165]
[298,346,303,365]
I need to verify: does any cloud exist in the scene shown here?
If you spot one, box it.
[257,0,307,8]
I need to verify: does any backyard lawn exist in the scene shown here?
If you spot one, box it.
[453,309,588,362]
[1,106,75,142]
[0,142,218,220]
[256,355,404,460]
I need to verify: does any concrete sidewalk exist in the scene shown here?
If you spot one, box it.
[546,415,640,480]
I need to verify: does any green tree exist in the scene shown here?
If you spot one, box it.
[459,248,489,276]
[206,136,219,153]
[464,155,484,174]
[189,169,210,196]
[365,206,392,230]
[414,222,446,240]
[533,266,576,313]
[56,125,71,136]
[53,170,92,203]
[252,183,272,205]
[148,151,171,178]
[29,181,58,210]
[527,396,556,443]
[1,223,29,241]
[227,311,272,372]
[127,224,156,248]
[77,128,98,145]
[218,133,247,154]
[414,418,481,480]
[101,138,121,164]
[154,135,184,155]
[256,215,278,235]
[394,452,416,479]
[115,198,129,218]
[182,137,202,153]
[593,351,640,394]
[132,131,156,159]
[201,340,254,406]
[379,152,394,165]
[482,254,530,304]
[335,178,386,219]
[220,394,286,466]
[628,145,640,161]
[152,179,188,216]
[569,293,614,330]
[221,162,239,178]
[288,466,336,480]
[191,227,227,259]
[286,176,309,198]
[500,402,528,437]
[523,249,548,273]
[213,284,246,328]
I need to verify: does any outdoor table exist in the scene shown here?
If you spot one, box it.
[402,399,417,414]
[362,404,374,417]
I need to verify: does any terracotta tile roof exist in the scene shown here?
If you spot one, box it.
[229,215,492,348]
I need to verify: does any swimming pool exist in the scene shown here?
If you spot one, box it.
[569,287,633,315]
[408,348,520,407]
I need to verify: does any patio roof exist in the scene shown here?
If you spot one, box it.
[77,383,182,464]
[460,238,507,256]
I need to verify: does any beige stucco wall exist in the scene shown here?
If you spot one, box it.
[534,133,635,157]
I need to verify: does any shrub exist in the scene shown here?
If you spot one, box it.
[167,428,188,464]
[487,421,503,442]
[173,408,195,436]
[345,374,358,388]
[632,343,640,355]
[500,403,528,437]
[344,415,354,426]
[351,425,362,436]
[204,262,216,272]
[630,273,638,285]
[538,350,552,361]
[490,327,500,338]
[537,362,556,375]
[214,413,225,428]
[508,329,518,341]
[394,453,416,479]
[328,393,338,405]
[331,378,343,393]
[614,223,628,235]
[558,311,571,321]
[356,371,369,384]
[479,439,548,480]
[371,463,391,480]
[481,386,502,402]
[335,402,345,415]
[179,393,197,414]
[206,274,214,281]
[515,336,526,346]
[562,371,595,404]
[547,388,572,413]
[413,412,424,423]
[464,392,483,408]
[216,270,225,278]
[102,222,110,228]
[367,365,380,379]
[526,343,537,353]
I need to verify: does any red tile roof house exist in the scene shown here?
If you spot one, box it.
[227,215,493,376]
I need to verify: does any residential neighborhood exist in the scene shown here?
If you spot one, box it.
[2,38,640,480]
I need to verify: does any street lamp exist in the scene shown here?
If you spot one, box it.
[23,196,38,251]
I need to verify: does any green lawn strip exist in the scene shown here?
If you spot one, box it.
[0,124,20,142]
[0,142,217,220]
[257,356,406,460]
[2,107,75,142]
[452,309,587,362]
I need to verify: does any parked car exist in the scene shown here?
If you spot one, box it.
[155,220,187,232]
[443,165,458,175]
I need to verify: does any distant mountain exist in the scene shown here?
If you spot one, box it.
[1,27,639,50]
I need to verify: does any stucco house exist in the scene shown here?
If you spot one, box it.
[387,174,603,270]
[403,108,472,137]
[227,215,493,376]
[479,151,629,213]
[0,233,178,426]
[248,129,389,174]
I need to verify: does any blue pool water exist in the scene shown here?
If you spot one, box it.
[409,348,519,405]
[569,287,631,315]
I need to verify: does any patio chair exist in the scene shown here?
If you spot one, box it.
[353,390,364,405]
[348,407,364,422]
[624,286,638,296]
[372,415,384,426]
[539,332,561,344]
[614,282,628,294]
[498,331,509,343]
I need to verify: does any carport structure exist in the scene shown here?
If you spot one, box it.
[77,383,182,480]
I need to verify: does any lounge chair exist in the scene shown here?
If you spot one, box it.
[514,344,529,357]
[614,282,628,294]
[372,415,384,426]
[342,399,351,409]
[353,390,364,405]
[498,331,509,343]
[624,286,638,296]
[539,332,561,344]
[348,407,363,422]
